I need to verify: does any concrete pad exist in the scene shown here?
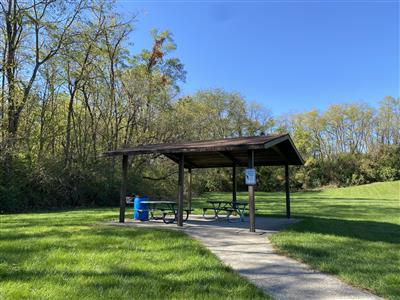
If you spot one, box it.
[110,216,382,300]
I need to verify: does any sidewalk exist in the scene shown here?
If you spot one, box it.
[112,216,382,300]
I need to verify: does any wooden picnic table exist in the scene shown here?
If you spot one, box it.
[141,201,192,224]
[203,200,248,222]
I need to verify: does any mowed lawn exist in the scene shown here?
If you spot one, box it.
[0,210,268,299]
[1,181,398,300]
[195,180,400,300]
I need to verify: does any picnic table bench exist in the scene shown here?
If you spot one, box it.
[203,200,248,222]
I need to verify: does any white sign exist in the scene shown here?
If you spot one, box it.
[245,168,256,185]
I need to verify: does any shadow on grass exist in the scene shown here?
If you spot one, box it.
[278,217,400,244]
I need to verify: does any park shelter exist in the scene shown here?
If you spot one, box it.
[103,134,304,232]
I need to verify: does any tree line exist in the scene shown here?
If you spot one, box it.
[1,0,398,212]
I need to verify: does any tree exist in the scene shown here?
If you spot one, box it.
[0,0,84,157]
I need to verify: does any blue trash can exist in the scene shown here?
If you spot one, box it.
[134,196,149,221]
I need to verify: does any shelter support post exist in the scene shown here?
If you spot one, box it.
[232,164,237,209]
[285,164,291,218]
[248,150,255,232]
[177,154,185,226]
[119,155,128,223]
[188,167,192,210]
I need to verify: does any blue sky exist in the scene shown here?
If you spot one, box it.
[116,0,399,115]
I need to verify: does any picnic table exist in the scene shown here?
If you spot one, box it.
[203,200,248,222]
[141,201,192,224]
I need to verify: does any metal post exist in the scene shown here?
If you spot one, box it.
[188,167,192,210]
[285,164,291,219]
[232,164,237,209]
[177,154,185,226]
[248,150,255,232]
[119,155,128,223]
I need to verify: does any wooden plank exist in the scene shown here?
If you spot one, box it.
[165,153,199,168]
[177,154,184,226]
[248,150,256,232]
[119,155,128,223]
[217,151,241,165]
[285,164,291,218]
[103,144,267,156]
[272,145,287,161]
[263,135,289,150]
[165,160,287,169]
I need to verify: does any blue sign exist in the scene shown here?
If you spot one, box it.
[245,168,256,185]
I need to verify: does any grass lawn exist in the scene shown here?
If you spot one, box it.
[0,210,268,299]
[195,180,400,300]
[1,181,398,300]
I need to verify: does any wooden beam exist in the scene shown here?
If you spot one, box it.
[188,167,192,210]
[217,151,241,165]
[184,157,199,168]
[263,135,289,150]
[285,164,291,218]
[272,145,287,161]
[165,153,198,168]
[119,155,128,223]
[103,142,267,157]
[177,154,185,226]
[248,150,256,232]
[164,153,185,166]
[232,164,237,209]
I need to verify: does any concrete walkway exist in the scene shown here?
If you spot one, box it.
[111,216,382,300]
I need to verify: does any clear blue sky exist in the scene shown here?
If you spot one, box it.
[116,0,399,115]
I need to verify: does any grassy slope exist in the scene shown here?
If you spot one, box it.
[0,210,268,300]
[195,181,400,299]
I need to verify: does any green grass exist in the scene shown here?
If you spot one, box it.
[195,180,400,300]
[1,181,398,299]
[0,209,268,300]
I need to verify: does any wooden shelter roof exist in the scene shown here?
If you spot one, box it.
[103,134,304,168]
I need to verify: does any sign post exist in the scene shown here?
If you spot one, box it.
[247,150,256,232]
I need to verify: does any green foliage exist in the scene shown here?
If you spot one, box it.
[0,158,121,212]
[0,0,398,212]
